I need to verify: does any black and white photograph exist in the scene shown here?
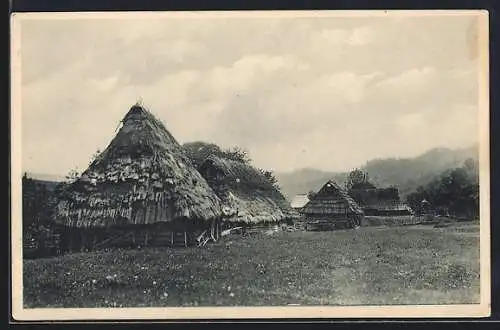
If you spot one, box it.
[10,10,490,320]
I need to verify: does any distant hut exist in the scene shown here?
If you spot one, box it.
[198,155,299,232]
[349,186,414,217]
[53,104,225,251]
[290,194,310,214]
[302,180,364,231]
[420,199,436,222]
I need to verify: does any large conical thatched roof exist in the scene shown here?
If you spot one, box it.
[198,155,299,224]
[53,104,224,228]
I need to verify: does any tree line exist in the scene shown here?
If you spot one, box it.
[405,158,479,219]
[22,174,67,235]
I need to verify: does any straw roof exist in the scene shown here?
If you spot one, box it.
[199,155,298,224]
[290,194,310,209]
[302,180,364,216]
[349,187,413,214]
[53,105,224,228]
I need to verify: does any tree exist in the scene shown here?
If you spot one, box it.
[89,148,102,165]
[22,175,51,231]
[463,158,476,172]
[183,141,252,168]
[222,146,252,164]
[405,164,479,219]
[346,168,374,190]
[65,167,80,183]
[259,168,280,190]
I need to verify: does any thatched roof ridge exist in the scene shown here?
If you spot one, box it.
[199,155,298,223]
[53,104,224,228]
[302,180,364,216]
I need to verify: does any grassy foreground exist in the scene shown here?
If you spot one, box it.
[23,222,480,308]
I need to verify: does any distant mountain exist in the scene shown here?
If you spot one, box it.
[275,169,347,200]
[276,144,479,201]
[24,172,66,182]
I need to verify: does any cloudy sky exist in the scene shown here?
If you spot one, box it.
[19,12,481,176]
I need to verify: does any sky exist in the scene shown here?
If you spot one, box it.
[18,12,482,176]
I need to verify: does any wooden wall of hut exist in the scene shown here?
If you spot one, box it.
[220,220,281,236]
[363,208,413,217]
[243,222,281,235]
[305,214,361,231]
[57,217,224,254]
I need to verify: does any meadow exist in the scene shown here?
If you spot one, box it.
[23,222,480,308]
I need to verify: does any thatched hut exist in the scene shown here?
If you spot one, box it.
[198,155,299,232]
[53,104,226,251]
[302,180,364,231]
[419,199,437,222]
[348,186,413,217]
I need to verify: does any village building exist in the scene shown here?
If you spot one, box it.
[419,198,438,222]
[348,185,414,217]
[348,183,417,226]
[52,104,226,251]
[198,155,299,233]
[301,180,364,231]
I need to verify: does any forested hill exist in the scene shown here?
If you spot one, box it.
[276,144,479,200]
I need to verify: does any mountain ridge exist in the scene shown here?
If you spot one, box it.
[24,172,66,182]
[276,144,479,201]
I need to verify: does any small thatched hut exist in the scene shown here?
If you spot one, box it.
[198,155,299,231]
[302,180,364,231]
[53,104,225,251]
[420,199,437,222]
[348,186,417,226]
[348,186,413,217]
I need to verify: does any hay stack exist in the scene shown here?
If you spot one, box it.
[53,104,225,248]
[198,155,298,227]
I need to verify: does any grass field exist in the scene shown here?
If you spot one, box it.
[23,222,480,308]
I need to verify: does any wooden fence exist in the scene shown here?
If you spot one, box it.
[362,215,423,227]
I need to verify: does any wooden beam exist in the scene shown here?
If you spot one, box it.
[210,219,217,241]
[80,230,86,253]
[95,231,132,248]
[171,230,174,246]
[184,219,188,247]
[216,219,220,240]
[69,232,74,253]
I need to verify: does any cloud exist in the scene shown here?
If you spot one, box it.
[19,14,481,174]
[375,66,436,91]
[348,26,375,45]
